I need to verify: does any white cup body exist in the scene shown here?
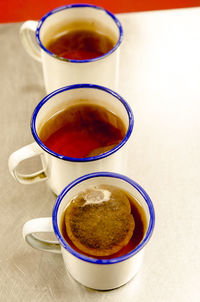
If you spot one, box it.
[21,4,123,93]
[8,84,133,195]
[40,42,120,94]
[22,173,155,290]
[41,144,129,195]
[33,84,133,195]
[52,172,155,290]
[61,246,144,290]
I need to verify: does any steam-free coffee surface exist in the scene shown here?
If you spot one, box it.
[46,29,114,60]
[64,185,135,257]
[38,103,126,158]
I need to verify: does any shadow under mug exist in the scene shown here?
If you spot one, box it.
[8,84,134,195]
[23,172,155,290]
[20,4,123,93]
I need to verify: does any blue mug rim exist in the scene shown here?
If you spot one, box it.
[52,171,155,265]
[31,83,134,163]
[35,3,123,63]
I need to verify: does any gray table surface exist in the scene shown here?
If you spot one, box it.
[1,7,200,301]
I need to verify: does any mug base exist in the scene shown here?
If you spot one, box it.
[66,268,140,291]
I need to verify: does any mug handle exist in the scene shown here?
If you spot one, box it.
[8,142,48,184]
[20,21,42,62]
[23,217,61,253]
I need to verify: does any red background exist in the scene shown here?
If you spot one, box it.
[0,0,200,23]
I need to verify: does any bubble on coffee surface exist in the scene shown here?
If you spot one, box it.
[64,185,135,257]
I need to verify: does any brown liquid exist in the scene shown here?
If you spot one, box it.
[38,103,126,158]
[46,29,114,60]
[60,186,147,259]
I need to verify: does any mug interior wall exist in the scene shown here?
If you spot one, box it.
[35,87,130,136]
[56,176,151,245]
[39,6,120,48]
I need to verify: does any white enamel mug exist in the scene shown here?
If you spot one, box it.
[8,84,134,195]
[23,172,155,290]
[20,4,123,93]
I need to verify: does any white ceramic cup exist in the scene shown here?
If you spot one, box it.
[20,4,123,93]
[23,171,155,290]
[8,84,134,195]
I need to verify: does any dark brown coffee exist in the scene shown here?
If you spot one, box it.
[38,103,126,158]
[60,185,147,259]
[45,28,115,60]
